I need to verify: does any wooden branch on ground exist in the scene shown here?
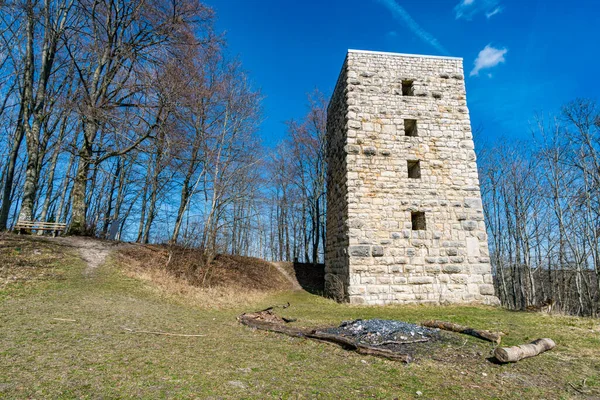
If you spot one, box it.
[258,302,290,313]
[238,315,308,338]
[371,338,430,346]
[239,309,294,325]
[493,338,556,363]
[122,327,205,337]
[306,331,411,362]
[238,312,411,363]
[421,320,505,344]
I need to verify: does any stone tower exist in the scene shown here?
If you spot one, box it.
[325,49,498,305]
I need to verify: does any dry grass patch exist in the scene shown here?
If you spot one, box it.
[117,245,293,308]
[121,260,271,308]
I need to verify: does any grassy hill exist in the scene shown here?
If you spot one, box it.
[1,234,599,399]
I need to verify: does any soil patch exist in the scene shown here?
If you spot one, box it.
[57,237,117,276]
[118,245,295,291]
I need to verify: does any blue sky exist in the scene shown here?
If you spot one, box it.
[205,0,600,147]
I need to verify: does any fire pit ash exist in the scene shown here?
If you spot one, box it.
[318,319,441,347]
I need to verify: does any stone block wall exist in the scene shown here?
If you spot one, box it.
[325,49,499,305]
[325,64,350,300]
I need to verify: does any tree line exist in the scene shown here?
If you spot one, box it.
[479,99,600,316]
[0,0,326,264]
[1,1,597,316]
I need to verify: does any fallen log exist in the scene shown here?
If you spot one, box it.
[238,313,308,338]
[493,338,556,363]
[239,309,292,325]
[239,312,411,362]
[421,320,505,344]
[306,331,411,362]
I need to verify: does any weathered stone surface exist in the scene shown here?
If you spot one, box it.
[363,146,377,156]
[325,50,498,305]
[461,220,478,231]
[371,245,384,257]
[408,276,435,285]
[349,245,370,257]
[479,284,496,295]
[345,144,360,154]
[464,197,482,209]
[442,265,463,274]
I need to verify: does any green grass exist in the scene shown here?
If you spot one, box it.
[1,237,599,399]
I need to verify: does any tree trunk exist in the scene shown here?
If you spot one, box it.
[136,158,151,243]
[101,158,120,238]
[0,115,25,229]
[421,320,505,344]
[312,198,319,264]
[38,125,66,231]
[70,141,93,235]
[142,144,163,244]
[18,123,42,222]
[112,156,131,240]
[55,153,75,223]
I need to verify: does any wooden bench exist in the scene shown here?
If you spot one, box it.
[14,221,67,237]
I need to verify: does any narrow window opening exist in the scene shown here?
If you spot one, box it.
[404,119,418,137]
[407,160,421,179]
[402,80,414,96]
[411,211,426,231]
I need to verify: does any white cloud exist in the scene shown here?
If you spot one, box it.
[378,0,448,55]
[485,6,503,19]
[455,0,503,20]
[470,44,507,76]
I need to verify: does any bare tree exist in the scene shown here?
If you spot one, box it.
[283,91,327,263]
[169,44,223,243]
[480,99,600,316]
[17,0,75,222]
[66,0,213,235]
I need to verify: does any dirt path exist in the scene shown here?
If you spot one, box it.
[57,237,116,277]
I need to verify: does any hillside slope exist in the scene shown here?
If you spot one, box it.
[1,235,599,399]
[119,245,297,291]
